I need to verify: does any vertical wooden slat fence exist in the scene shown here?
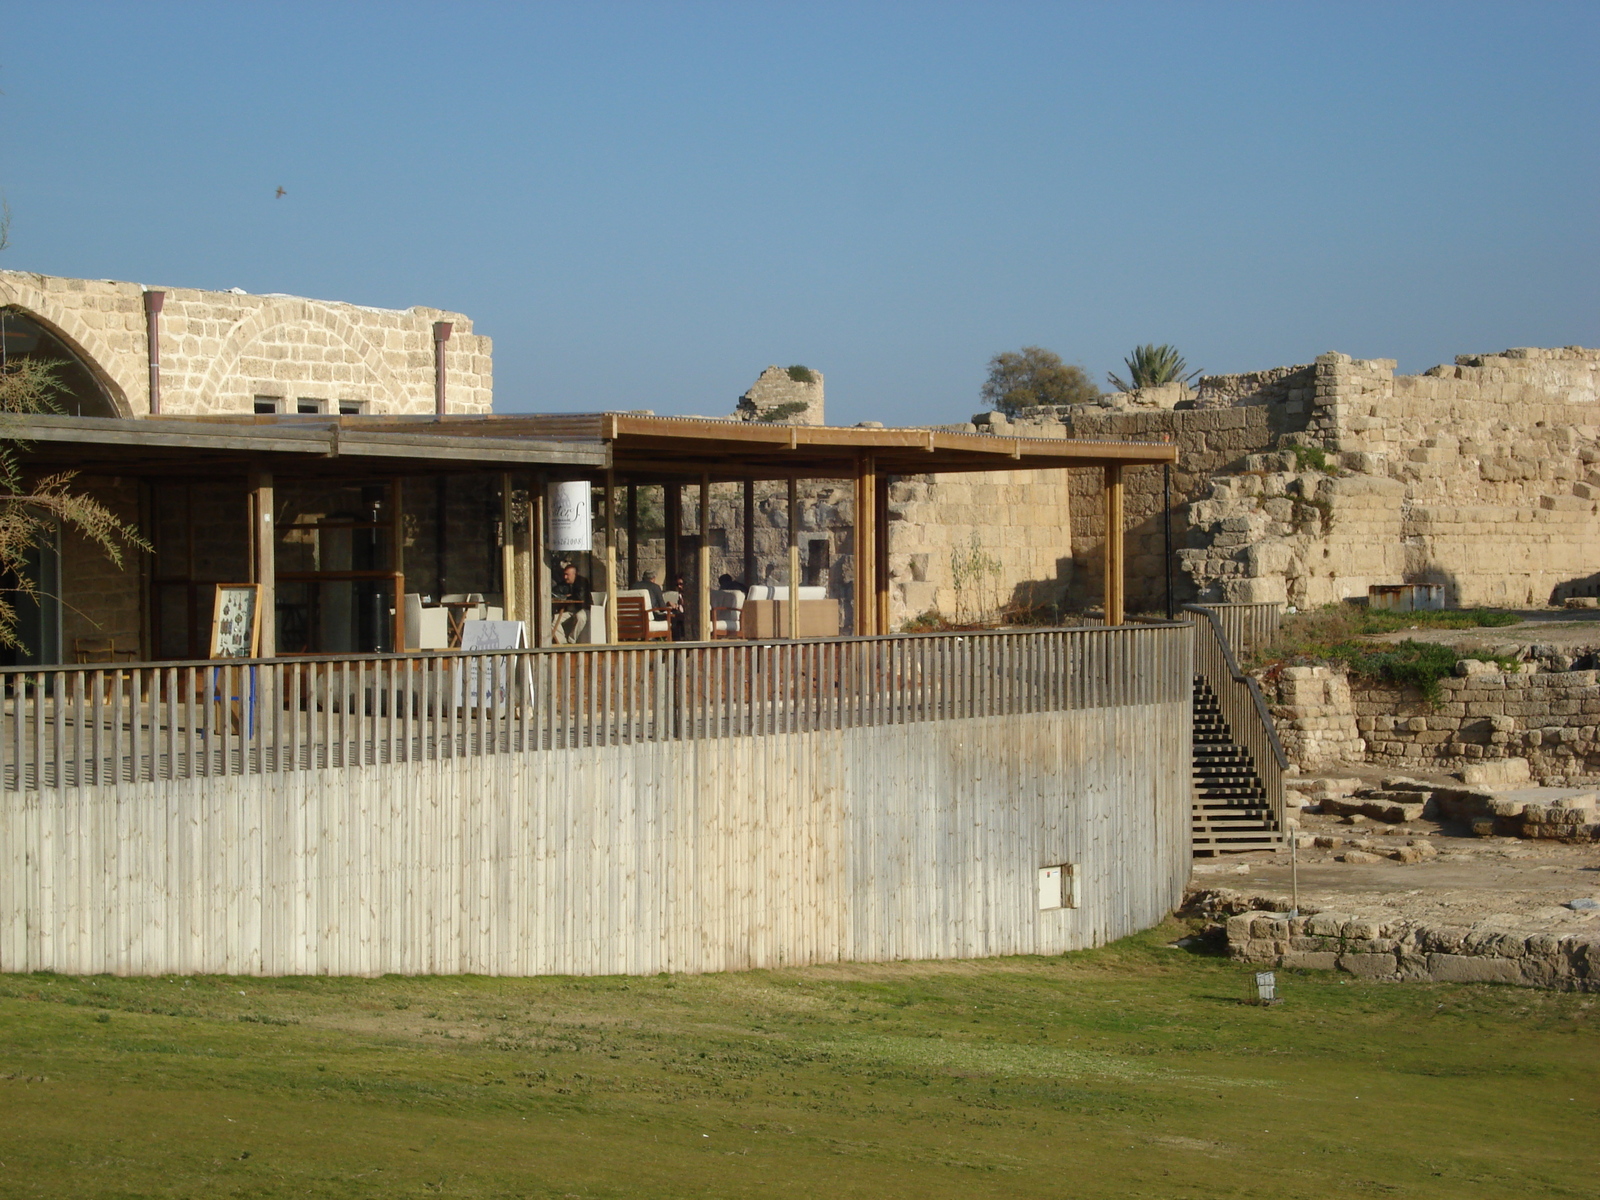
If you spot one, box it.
[0,625,1193,978]
[1196,601,1283,661]
[0,626,1189,791]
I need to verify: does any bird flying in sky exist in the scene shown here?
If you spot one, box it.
[274,186,286,199]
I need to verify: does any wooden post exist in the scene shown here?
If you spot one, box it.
[500,472,516,623]
[531,479,549,647]
[742,479,756,591]
[856,455,877,635]
[698,473,712,642]
[392,477,408,648]
[1104,462,1125,627]
[249,471,275,658]
[787,476,800,641]
[605,470,619,644]
[875,470,891,635]
[626,483,638,590]
[665,484,681,585]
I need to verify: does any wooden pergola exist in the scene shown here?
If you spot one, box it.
[538,413,1173,642]
[16,412,1176,655]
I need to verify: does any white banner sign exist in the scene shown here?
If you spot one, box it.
[547,481,592,552]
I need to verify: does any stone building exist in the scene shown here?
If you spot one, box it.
[0,270,492,417]
[0,271,494,663]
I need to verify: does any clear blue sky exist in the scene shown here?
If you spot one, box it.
[2,2,1595,425]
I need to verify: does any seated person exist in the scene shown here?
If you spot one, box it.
[637,569,665,611]
[551,562,593,643]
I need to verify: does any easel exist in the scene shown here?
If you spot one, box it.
[207,583,262,735]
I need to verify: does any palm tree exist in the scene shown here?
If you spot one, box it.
[1107,344,1200,393]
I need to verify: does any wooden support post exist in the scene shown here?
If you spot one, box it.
[605,470,619,644]
[531,479,549,647]
[665,484,682,586]
[626,483,638,590]
[856,455,877,635]
[787,476,800,641]
[875,469,891,636]
[698,473,712,642]
[1104,462,1125,627]
[392,477,408,648]
[499,472,515,623]
[742,479,756,591]
[249,470,275,658]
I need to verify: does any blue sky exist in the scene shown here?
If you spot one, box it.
[2,2,1595,424]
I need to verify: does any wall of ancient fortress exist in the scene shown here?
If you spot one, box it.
[0,270,491,417]
[985,347,1600,614]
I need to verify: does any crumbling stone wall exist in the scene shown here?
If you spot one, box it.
[1181,348,1600,607]
[0,270,491,416]
[1264,665,1366,771]
[735,366,826,425]
[1354,666,1600,785]
[1225,907,1599,991]
[1260,659,1600,784]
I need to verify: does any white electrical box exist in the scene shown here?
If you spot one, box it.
[1038,864,1079,910]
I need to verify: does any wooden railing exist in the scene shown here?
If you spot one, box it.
[1183,604,1287,829]
[0,624,1191,791]
[1195,601,1282,660]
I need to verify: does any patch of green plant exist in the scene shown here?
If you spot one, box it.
[1291,445,1337,474]
[785,364,817,384]
[901,610,951,633]
[756,400,810,423]
[1320,639,1517,702]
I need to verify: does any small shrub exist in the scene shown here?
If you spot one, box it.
[755,401,809,423]
[785,365,817,384]
[1291,446,1336,474]
[1324,640,1514,703]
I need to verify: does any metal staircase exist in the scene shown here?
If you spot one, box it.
[1184,604,1288,858]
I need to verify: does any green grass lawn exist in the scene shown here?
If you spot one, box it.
[1,921,1595,1199]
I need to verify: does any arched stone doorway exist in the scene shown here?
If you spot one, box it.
[0,306,122,417]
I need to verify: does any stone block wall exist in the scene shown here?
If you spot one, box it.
[0,270,491,417]
[734,366,826,425]
[1224,908,1599,991]
[1264,665,1365,771]
[946,346,1600,614]
[1180,348,1600,608]
[1354,667,1600,784]
[1260,659,1600,784]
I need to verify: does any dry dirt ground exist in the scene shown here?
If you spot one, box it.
[1192,776,1600,938]
[1366,608,1600,651]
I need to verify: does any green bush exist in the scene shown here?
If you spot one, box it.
[1291,446,1336,474]
[1320,639,1516,703]
[785,365,817,384]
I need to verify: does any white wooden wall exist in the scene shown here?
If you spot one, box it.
[0,702,1189,976]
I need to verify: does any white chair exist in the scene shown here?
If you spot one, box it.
[418,607,451,650]
[709,589,745,639]
[747,585,771,601]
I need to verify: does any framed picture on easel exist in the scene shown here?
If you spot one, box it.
[209,583,262,659]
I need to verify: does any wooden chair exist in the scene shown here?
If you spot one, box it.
[615,593,672,642]
[74,636,137,664]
